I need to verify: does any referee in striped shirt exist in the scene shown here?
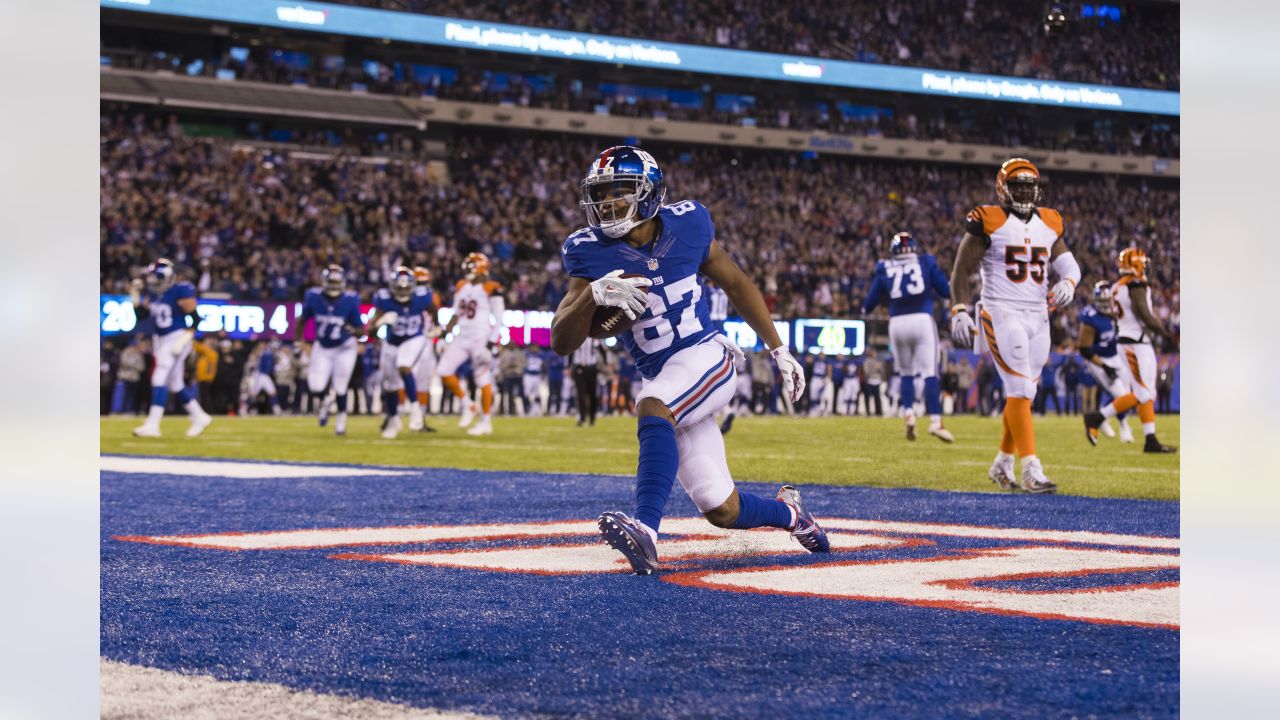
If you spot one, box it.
[569,338,604,426]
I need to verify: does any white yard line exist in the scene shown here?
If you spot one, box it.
[100,456,413,478]
[101,660,496,720]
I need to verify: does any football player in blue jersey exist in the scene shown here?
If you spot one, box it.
[369,266,440,439]
[296,264,365,436]
[862,232,955,443]
[130,258,213,438]
[1077,281,1133,442]
[552,145,828,575]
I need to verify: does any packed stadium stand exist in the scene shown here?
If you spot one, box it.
[334,0,1179,89]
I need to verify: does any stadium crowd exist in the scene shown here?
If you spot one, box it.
[336,0,1178,90]
[101,43,1178,159]
[100,112,1180,348]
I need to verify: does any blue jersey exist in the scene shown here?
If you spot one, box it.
[147,282,197,337]
[812,357,830,379]
[257,349,275,375]
[861,253,950,317]
[1079,306,1118,359]
[525,350,544,376]
[561,200,718,380]
[373,287,436,346]
[618,354,637,380]
[301,289,363,349]
[545,352,565,382]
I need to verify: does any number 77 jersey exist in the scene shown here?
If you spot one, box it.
[561,199,718,380]
[965,204,1064,309]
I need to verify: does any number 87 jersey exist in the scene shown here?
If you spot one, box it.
[965,203,1065,309]
[561,199,718,380]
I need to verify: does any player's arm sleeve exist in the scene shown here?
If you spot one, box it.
[962,207,991,246]
[930,258,952,299]
[861,274,885,314]
[488,293,506,343]
[698,201,716,265]
[561,235,594,280]
[1050,249,1081,284]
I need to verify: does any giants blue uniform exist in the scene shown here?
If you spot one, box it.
[861,253,950,316]
[562,200,718,380]
[147,282,197,336]
[301,289,363,348]
[1079,306,1118,358]
[373,287,436,346]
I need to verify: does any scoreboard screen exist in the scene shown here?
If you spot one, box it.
[792,318,866,356]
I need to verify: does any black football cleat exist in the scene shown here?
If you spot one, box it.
[1143,435,1177,454]
[1083,411,1104,446]
[720,413,734,435]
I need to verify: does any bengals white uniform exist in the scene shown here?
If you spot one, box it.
[438,280,504,386]
[1111,275,1158,404]
[966,204,1063,399]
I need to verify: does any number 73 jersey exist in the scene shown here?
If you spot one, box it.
[965,204,1064,309]
[561,199,718,380]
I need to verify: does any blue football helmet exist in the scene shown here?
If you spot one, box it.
[889,232,918,257]
[144,258,176,291]
[1092,280,1114,313]
[389,265,415,303]
[580,145,667,238]
[322,264,346,298]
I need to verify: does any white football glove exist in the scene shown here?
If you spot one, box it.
[590,270,652,320]
[770,345,806,405]
[950,308,976,348]
[713,334,746,372]
[1048,279,1076,310]
[372,311,398,329]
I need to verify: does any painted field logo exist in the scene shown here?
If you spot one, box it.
[117,518,1178,629]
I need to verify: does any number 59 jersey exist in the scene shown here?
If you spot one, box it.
[561,199,718,380]
[964,204,1064,310]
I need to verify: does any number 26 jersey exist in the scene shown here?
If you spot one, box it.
[965,204,1065,310]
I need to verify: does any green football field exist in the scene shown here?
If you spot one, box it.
[101,412,1179,501]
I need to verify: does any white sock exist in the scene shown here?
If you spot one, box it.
[640,522,658,544]
[144,404,164,425]
[1143,422,1156,435]
[1021,455,1040,468]
[184,399,206,417]
[929,414,941,425]
[996,450,1015,464]
[787,505,798,530]
[1101,404,1118,419]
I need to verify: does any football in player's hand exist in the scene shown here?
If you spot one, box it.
[589,305,639,339]
[588,274,646,339]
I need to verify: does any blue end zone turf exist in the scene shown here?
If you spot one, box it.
[102,460,1178,719]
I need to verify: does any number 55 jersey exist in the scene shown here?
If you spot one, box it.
[965,204,1064,310]
[561,200,718,380]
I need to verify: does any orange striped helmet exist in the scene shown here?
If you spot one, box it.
[412,265,431,284]
[1117,247,1149,281]
[995,158,1041,215]
[463,252,490,279]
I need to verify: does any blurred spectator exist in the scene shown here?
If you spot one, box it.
[860,349,885,417]
[192,336,219,411]
[112,338,148,415]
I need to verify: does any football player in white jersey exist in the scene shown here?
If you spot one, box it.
[1084,248,1178,453]
[438,252,506,436]
[950,158,1082,493]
